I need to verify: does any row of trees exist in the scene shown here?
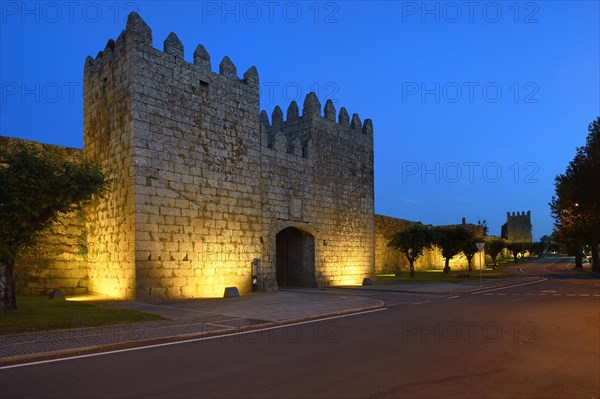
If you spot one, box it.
[387,225,554,278]
[550,117,600,271]
[504,240,551,264]
[388,224,494,278]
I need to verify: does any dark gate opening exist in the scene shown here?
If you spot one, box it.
[276,227,316,288]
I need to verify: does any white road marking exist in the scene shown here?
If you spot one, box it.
[0,308,387,370]
[517,258,566,276]
[447,296,460,299]
[413,300,431,305]
[475,292,595,298]
[472,277,547,295]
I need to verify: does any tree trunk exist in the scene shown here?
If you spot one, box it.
[591,241,599,272]
[443,258,450,273]
[408,259,415,279]
[467,257,472,272]
[574,250,583,269]
[0,259,17,312]
[513,253,519,264]
[491,254,497,270]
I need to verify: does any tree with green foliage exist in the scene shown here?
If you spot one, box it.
[432,226,475,273]
[477,220,489,236]
[539,235,552,257]
[529,240,549,258]
[388,224,434,278]
[547,234,564,255]
[506,242,525,264]
[522,242,533,261]
[461,238,480,272]
[486,239,505,269]
[550,117,600,271]
[0,144,106,312]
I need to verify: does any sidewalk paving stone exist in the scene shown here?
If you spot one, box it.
[0,275,546,365]
[0,290,383,364]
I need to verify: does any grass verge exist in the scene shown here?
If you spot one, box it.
[0,295,163,335]
[376,268,513,283]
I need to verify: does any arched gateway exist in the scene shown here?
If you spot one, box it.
[275,227,317,288]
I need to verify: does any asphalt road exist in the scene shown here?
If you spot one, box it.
[1,258,598,399]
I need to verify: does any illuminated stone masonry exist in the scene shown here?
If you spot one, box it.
[81,12,374,299]
[8,12,518,299]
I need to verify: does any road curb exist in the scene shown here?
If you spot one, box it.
[569,266,600,275]
[0,301,385,368]
[336,277,543,296]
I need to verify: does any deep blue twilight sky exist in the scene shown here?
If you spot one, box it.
[1,1,599,240]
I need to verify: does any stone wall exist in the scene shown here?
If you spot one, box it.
[374,214,416,274]
[83,16,138,299]
[82,12,374,299]
[0,136,88,295]
[374,214,485,274]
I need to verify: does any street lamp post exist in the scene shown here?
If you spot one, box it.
[476,242,485,287]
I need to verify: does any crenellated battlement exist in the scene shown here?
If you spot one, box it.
[502,210,532,243]
[260,92,373,158]
[507,211,531,218]
[84,12,258,89]
[260,94,373,135]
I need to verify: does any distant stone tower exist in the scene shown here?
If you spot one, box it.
[501,211,532,243]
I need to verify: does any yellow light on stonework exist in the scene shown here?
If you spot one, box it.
[195,284,225,299]
[339,262,365,286]
[92,278,129,299]
[66,293,113,302]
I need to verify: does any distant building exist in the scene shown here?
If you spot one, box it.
[501,211,532,243]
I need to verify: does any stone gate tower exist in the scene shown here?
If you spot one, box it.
[501,211,532,243]
[83,12,374,300]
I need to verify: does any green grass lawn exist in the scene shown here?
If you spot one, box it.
[0,295,163,335]
[376,267,513,283]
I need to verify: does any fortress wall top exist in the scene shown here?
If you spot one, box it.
[85,12,258,93]
[261,94,373,158]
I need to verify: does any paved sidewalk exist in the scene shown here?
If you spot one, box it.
[0,275,544,365]
[0,290,383,364]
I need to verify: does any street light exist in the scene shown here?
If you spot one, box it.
[476,242,485,287]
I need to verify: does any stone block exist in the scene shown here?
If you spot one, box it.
[223,286,240,298]
[48,289,65,300]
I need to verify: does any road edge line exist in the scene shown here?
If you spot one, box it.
[471,278,547,295]
[0,305,386,370]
